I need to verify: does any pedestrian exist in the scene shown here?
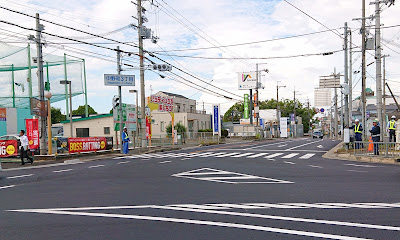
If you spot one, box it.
[122,127,130,154]
[19,130,33,165]
[387,115,396,142]
[349,119,363,149]
[369,119,380,155]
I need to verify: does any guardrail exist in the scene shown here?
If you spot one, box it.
[354,141,400,158]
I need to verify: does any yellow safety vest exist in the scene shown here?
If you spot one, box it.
[389,120,396,130]
[354,124,361,133]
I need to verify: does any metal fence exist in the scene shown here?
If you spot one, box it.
[354,141,400,158]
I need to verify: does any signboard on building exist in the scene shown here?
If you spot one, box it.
[0,140,17,157]
[244,94,249,119]
[68,137,107,153]
[26,119,39,149]
[319,76,340,88]
[0,108,6,121]
[104,74,135,86]
[238,72,257,90]
[280,117,288,138]
[149,95,174,112]
[212,104,221,136]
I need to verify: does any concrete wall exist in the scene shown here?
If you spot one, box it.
[62,116,119,140]
[0,108,34,136]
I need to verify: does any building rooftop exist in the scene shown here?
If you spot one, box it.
[157,91,188,99]
[60,113,112,123]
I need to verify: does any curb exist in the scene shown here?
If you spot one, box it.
[323,142,400,165]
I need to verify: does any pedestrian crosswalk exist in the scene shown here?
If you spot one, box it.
[114,151,316,160]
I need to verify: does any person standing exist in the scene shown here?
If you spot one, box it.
[122,127,130,154]
[369,119,381,155]
[19,130,33,165]
[387,115,396,142]
[349,119,363,149]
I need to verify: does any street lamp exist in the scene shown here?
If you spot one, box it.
[44,91,52,155]
[129,89,139,148]
[60,80,73,138]
[276,82,286,138]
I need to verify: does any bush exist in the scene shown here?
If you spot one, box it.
[221,129,228,138]
[199,129,212,132]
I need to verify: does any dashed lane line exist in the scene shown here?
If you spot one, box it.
[283,161,296,165]
[7,174,34,179]
[346,170,368,173]
[159,161,172,164]
[88,165,105,169]
[0,185,15,190]
[264,153,283,159]
[53,169,73,173]
[281,153,299,159]
[345,164,378,168]
[309,165,323,168]
[117,161,130,164]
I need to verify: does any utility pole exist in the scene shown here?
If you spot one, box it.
[334,69,339,139]
[117,46,123,153]
[137,0,147,148]
[293,88,297,138]
[36,13,46,155]
[349,28,353,124]
[374,0,383,141]
[383,55,388,134]
[307,98,311,135]
[344,22,350,130]
[361,0,367,139]
[276,81,285,138]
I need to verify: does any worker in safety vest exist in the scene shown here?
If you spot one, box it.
[349,119,363,148]
[122,127,130,154]
[387,115,396,142]
[370,119,381,155]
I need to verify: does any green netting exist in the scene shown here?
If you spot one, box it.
[0,42,85,109]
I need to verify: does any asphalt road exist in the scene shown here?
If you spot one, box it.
[1,137,400,240]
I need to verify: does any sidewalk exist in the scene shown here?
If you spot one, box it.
[323,141,400,165]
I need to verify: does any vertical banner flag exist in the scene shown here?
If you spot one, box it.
[280,117,288,138]
[244,94,249,119]
[212,104,221,136]
[146,116,152,139]
[26,119,39,149]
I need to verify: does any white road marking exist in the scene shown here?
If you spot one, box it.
[181,158,191,161]
[159,160,171,164]
[283,161,296,165]
[53,169,73,173]
[199,152,227,158]
[309,165,323,168]
[264,153,283,159]
[214,152,241,158]
[345,164,377,168]
[230,153,254,158]
[300,154,315,159]
[10,209,372,240]
[281,153,299,159]
[246,141,292,149]
[286,140,323,151]
[7,174,33,179]
[0,185,15,190]
[246,153,269,158]
[152,205,400,232]
[185,152,214,157]
[88,165,105,168]
[346,170,368,173]
[317,145,324,148]
[172,168,293,184]
[117,161,130,164]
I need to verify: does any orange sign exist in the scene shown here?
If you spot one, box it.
[0,108,6,121]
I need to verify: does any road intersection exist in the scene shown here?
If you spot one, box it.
[1,138,400,240]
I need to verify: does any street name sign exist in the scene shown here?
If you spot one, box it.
[104,74,135,86]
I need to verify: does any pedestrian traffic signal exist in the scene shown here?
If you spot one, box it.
[112,95,120,109]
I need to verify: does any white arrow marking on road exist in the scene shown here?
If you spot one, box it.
[317,145,324,148]
[9,208,373,240]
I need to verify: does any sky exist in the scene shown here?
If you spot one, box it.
[0,0,400,115]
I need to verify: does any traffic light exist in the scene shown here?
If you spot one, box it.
[152,64,172,72]
[112,95,120,109]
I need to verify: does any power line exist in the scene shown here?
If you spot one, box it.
[154,49,343,60]
[152,28,341,53]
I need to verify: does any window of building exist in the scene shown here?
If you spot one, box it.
[104,127,110,135]
[76,128,89,137]
[160,121,165,132]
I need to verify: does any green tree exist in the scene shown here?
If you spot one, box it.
[51,107,66,124]
[166,122,187,134]
[72,105,97,116]
[223,102,244,122]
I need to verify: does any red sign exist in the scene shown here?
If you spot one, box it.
[150,95,174,112]
[26,119,39,149]
[68,137,107,153]
[0,140,18,157]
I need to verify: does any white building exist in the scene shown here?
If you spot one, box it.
[314,88,332,107]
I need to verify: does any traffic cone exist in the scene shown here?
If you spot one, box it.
[368,137,373,152]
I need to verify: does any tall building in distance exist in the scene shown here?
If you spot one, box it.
[314,88,332,107]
